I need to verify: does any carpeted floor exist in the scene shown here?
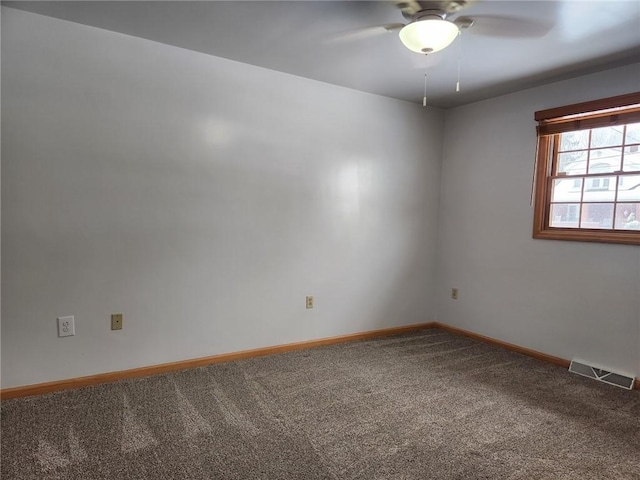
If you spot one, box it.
[2,328,639,479]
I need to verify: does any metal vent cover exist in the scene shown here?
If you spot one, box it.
[569,360,635,390]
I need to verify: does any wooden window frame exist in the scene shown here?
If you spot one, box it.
[533,92,640,246]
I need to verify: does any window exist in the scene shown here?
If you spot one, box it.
[533,92,640,245]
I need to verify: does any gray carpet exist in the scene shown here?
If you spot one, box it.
[2,328,639,479]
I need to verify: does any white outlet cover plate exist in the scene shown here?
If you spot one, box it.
[57,316,75,337]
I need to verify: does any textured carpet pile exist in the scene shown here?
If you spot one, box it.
[2,328,639,479]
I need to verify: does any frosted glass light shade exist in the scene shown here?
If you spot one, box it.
[399,18,459,54]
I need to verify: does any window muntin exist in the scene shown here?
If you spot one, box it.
[533,93,640,245]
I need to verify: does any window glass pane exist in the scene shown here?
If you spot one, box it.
[581,203,614,229]
[551,178,582,202]
[615,204,640,230]
[590,126,623,148]
[582,176,616,202]
[558,150,587,175]
[559,130,589,152]
[549,204,580,228]
[588,148,622,173]
[623,145,640,172]
[625,122,640,145]
[617,174,640,201]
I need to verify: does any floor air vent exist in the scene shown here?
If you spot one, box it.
[569,360,635,390]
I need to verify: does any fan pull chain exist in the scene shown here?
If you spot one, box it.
[456,31,462,92]
[422,54,430,107]
[423,71,428,107]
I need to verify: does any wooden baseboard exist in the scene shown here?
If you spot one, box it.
[433,322,639,390]
[433,322,571,368]
[0,322,436,399]
[3,321,636,398]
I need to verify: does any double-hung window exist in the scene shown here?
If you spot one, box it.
[533,92,640,245]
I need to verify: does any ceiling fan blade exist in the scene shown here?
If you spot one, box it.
[455,15,553,38]
[382,23,406,32]
[394,0,423,18]
[326,24,405,45]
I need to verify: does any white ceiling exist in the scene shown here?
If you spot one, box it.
[4,0,640,108]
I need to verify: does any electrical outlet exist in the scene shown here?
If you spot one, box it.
[306,296,314,309]
[57,316,75,337]
[111,313,123,330]
[451,288,458,300]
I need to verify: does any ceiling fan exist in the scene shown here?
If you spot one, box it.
[334,0,551,55]
[393,0,476,54]
[329,0,551,105]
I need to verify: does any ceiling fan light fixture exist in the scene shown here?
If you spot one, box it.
[399,18,459,54]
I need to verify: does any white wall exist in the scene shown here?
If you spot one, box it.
[437,63,640,378]
[1,8,444,388]
[4,7,638,391]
